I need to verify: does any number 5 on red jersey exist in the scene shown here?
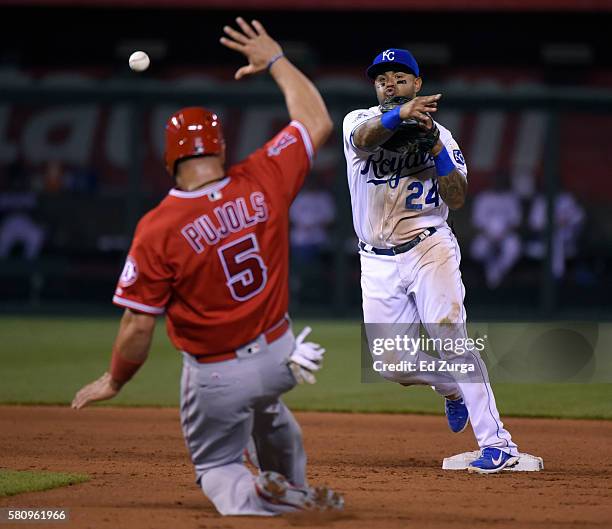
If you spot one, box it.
[218,233,268,301]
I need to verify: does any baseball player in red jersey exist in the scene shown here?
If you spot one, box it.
[71,18,343,515]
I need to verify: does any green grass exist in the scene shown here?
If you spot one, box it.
[0,470,89,497]
[0,317,611,419]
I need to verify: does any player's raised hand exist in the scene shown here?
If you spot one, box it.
[220,17,283,80]
[71,372,121,409]
[399,94,442,124]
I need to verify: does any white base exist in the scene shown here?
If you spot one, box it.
[442,451,544,472]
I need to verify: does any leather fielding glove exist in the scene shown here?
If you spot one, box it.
[379,95,440,155]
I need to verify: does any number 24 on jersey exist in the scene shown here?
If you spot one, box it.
[405,180,440,210]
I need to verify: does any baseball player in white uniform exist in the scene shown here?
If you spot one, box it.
[343,48,521,473]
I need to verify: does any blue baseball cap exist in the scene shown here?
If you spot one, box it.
[366,48,420,79]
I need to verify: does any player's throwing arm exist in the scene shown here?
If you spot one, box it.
[353,94,466,209]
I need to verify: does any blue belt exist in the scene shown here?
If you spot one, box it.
[359,227,437,256]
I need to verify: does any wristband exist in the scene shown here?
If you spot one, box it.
[434,146,455,177]
[110,348,144,385]
[380,106,402,131]
[267,53,284,70]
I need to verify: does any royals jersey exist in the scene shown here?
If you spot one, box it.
[113,121,314,357]
[343,106,468,247]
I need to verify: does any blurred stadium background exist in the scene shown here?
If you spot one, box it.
[1,1,611,320]
[1,2,612,418]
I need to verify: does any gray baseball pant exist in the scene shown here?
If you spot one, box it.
[180,329,306,515]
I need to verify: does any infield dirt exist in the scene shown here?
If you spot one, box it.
[1,406,610,529]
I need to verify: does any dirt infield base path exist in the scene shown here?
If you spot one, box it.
[1,407,610,529]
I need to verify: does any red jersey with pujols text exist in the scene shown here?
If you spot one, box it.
[113,121,314,357]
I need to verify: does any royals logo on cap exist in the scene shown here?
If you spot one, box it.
[366,48,420,79]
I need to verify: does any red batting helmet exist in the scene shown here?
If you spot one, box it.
[164,107,225,176]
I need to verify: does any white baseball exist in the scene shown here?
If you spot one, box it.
[129,51,150,72]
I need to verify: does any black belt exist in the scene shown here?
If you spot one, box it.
[359,227,437,256]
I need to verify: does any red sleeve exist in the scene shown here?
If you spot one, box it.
[112,217,172,315]
[243,120,314,204]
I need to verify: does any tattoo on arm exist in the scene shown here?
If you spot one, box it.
[352,116,395,151]
[438,169,467,210]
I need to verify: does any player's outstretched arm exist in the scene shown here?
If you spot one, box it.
[220,17,332,150]
[431,141,467,210]
[353,94,441,151]
[71,309,155,409]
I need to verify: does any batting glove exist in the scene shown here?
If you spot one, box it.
[288,326,325,384]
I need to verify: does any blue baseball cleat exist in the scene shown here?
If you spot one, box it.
[445,397,469,433]
[468,448,520,474]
